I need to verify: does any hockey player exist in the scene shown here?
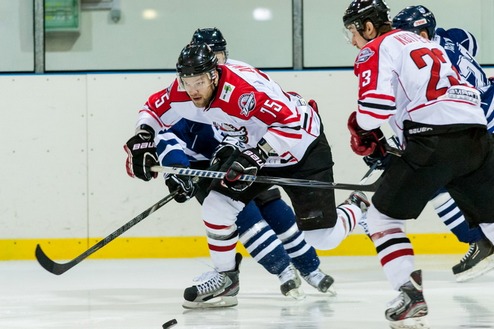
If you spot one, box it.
[164,27,335,299]
[124,43,369,309]
[156,117,335,300]
[392,5,494,283]
[343,0,494,328]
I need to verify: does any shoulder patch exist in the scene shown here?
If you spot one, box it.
[219,82,235,102]
[238,92,256,116]
[356,48,375,64]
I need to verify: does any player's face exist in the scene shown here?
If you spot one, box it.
[345,25,368,50]
[181,73,216,108]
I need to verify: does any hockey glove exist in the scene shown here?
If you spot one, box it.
[124,125,158,181]
[164,172,198,203]
[211,142,238,167]
[224,148,265,192]
[347,111,387,157]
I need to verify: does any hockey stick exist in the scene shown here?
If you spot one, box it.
[35,191,178,275]
[359,160,380,185]
[151,166,381,192]
[356,135,400,184]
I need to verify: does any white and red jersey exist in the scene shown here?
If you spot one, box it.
[353,29,486,144]
[136,63,321,167]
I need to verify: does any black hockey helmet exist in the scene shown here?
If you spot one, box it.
[343,0,391,31]
[191,27,227,52]
[392,5,436,39]
[176,43,218,78]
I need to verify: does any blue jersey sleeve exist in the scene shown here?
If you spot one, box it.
[156,119,221,167]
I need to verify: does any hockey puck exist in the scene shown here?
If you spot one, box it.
[162,318,177,328]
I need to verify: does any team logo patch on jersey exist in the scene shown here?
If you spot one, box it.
[219,83,235,102]
[356,48,375,64]
[238,92,256,116]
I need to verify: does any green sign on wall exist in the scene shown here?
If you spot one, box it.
[45,0,80,32]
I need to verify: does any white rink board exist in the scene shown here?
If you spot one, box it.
[3,69,494,239]
[0,75,87,238]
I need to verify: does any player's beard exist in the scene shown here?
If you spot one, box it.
[192,86,215,108]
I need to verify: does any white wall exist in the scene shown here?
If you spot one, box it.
[2,0,494,72]
[6,68,492,240]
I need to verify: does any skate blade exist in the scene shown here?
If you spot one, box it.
[389,316,430,329]
[325,285,337,296]
[182,296,238,309]
[455,254,494,282]
[285,287,306,300]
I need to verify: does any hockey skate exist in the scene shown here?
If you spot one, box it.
[182,253,242,309]
[452,238,494,282]
[386,270,429,329]
[302,268,336,296]
[342,190,370,213]
[278,264,305,300]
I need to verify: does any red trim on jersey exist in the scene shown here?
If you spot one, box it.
[409,98,480,113]
[268,127,302,139]
[138,109,165,128]
[356,31,401,99]
[358,108,393,120]
[280,115,301,125]
[214,66,299,128]
[380,248,414,266]
[363,92,396,102]
[299,109,315,134]
[146,80,192,118]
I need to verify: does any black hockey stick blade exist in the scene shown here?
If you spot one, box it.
[151,166,381,192]
[35,191,178,275]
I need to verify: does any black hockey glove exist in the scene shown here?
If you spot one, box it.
[164,172,198,203]
[211,143,238,167]
[224,148,265,192]
[124,125,158,181]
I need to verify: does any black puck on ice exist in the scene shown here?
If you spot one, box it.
[162,318,177,328]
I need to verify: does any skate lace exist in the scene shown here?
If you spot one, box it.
[304,270,325,286]
[460,243,477,263]
[278,265,298,284]
[387,292,406,310]
[193,271,226,294]
[193,271,217,282]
